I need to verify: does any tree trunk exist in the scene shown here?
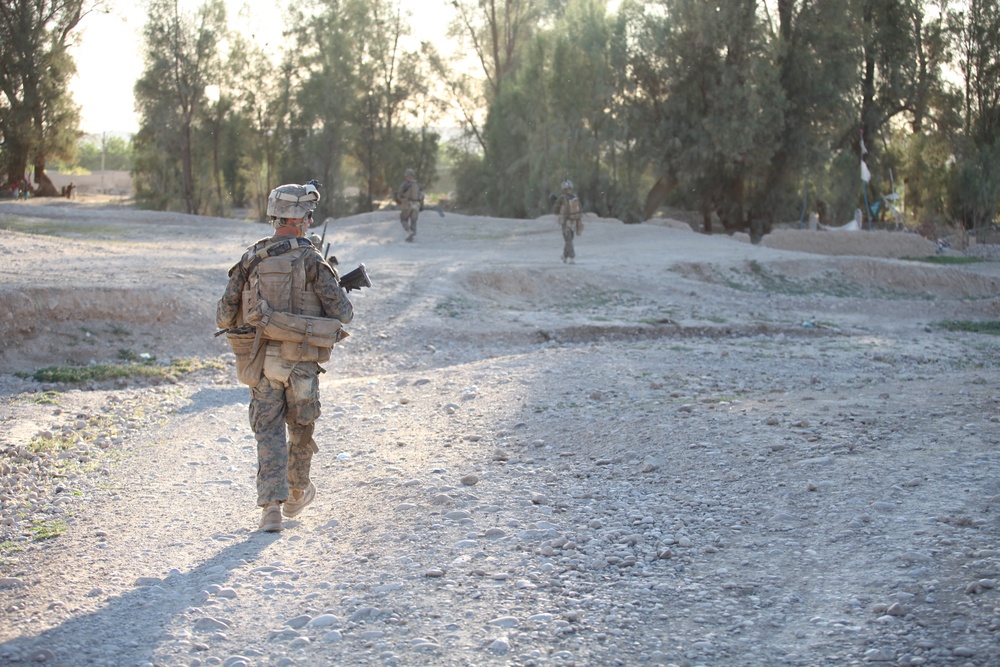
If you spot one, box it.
[33,163,59,197]
[642,172,677,220]
[181,118,196,215]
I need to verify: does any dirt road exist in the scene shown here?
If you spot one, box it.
[1,200,998,667]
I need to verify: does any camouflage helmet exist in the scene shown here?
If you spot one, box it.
[561,180,574,191]
[405,168,415,178]
[266,182,321,219]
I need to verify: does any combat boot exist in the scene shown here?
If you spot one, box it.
[258,502,282,532]
[282,482,316,518]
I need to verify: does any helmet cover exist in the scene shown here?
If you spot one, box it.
[267,182,321,219]
[561,180,574,191]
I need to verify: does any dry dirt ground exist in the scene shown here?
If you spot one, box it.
[0,197,998,667]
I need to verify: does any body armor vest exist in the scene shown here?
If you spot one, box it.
[561,195,581,219]
[242,243,323,323]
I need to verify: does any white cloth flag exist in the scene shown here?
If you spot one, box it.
[861,159,871,183]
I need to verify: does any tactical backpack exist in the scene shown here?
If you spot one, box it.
[561,195,584,235]
[228,238,346,385]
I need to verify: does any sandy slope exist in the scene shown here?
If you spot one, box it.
[0,199,998,667]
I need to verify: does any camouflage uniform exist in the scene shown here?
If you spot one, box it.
[554,180,582,263]
[397,169,423,242]
[217,234,353,508]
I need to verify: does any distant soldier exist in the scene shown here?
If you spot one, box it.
[553,179,583,263]
[396,168,423,242]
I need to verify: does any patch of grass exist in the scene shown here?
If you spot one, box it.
[936,320,1000,335]
[117,348,155,363]
[903,255,983,265]
[20,357,218,384]
[558,287,632,311]
[0,541,25,565]
[32,391,62,405]
[27,434,71,455]
[28,519,66,541]
[435,296,474,318]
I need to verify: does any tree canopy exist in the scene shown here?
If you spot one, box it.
[0,0,87,193]
[6,0,996,236]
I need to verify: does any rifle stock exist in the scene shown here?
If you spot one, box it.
[339,263,372,292]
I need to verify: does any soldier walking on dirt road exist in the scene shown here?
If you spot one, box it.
[554,179,583,263]
[216,182,354,532]
[396,169,423,242]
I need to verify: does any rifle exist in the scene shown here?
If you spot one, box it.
[338,263,372,292]
[214,324,254,338]
[420,202,446,217]
[318,216,330,250]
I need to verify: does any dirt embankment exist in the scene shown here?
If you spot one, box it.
[761,228,938,258]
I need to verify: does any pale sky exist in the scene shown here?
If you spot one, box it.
[68,0,456,135]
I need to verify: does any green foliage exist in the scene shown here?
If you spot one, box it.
[902,255,982,265]
[133,0,227,214]
[130,0,440,219]
[76,135,134,172]
[460,0,642,220]
[947,139,1000,230]
[0,0,85,186]
[22,357,214,384]
[28,520,67,541]
[937,320,1000,335]
[120,0,997,231]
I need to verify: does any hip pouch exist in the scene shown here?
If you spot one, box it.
[226,331,266,386]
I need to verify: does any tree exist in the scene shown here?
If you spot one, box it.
[221,34,283,219]
[75,134,134,172]
[282,0,437,215]
[279,0,358,218]
[133,0,225,214]
[444,0,549,157]
[475,0,641,218]
[0,0,87,194]
[634,0,784,238]
[750,0,857,229]
[348,0,414,209]
[948,0,1000,229]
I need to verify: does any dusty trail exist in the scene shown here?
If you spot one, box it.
[0,200,998,667]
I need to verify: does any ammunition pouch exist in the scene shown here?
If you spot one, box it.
[248,303,347,363]
[227,331,267,386]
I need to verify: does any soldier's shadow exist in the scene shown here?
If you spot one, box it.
[0,533,279,665]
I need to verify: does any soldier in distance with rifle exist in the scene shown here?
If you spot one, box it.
[552,179,583,263]
[396,168,424,242]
